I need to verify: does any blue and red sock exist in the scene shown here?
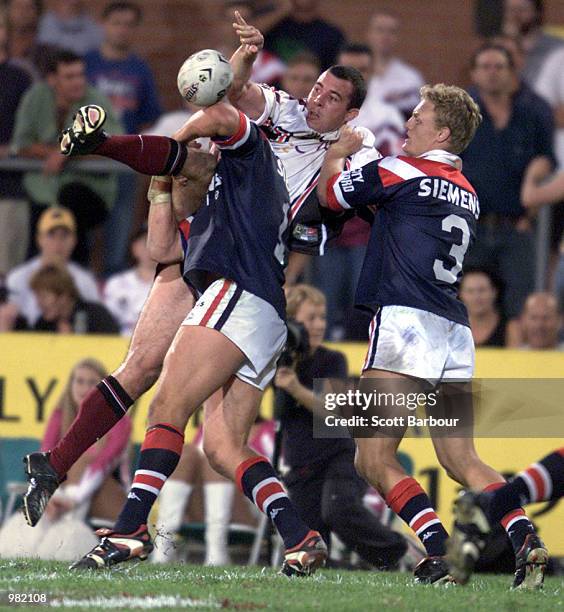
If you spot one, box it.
[236,456,310,550]
[482,482,535,555]
[114,423,184,534]
[386,477,449,557]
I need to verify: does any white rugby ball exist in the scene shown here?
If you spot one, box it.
[177,49,233,107]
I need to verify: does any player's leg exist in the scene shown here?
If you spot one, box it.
[203,376,328,575]
[23,161,215,527]
[354,384,450,582]
[60,105,214,181]
[448,447,563,586]
[70,325,248,569]
[152,441,203,563]
[436,324,546,589]
[320,451,408,569]
[486,447,564,513]
[22,264,193,527]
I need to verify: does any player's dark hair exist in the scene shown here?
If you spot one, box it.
[339,43,373,59]
[471,43,515,70]
[46,49,83,74]
[102,1,142,23]
[328,65,366,110]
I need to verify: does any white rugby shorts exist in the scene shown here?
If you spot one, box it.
[363,305,474,385]
[182,279,287,390]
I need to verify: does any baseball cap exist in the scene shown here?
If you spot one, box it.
[37,207,77,235]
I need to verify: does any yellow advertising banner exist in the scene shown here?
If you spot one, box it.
[0,333,562,553]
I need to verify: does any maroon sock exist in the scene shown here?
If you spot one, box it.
[95,135,187,176]
[49,375,134,478]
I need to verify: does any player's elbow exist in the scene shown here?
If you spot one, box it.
[204,102,240,137]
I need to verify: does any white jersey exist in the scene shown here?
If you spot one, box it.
[255,86,381,254]
[256,85,380,208]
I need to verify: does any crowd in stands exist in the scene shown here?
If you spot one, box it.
[0,0,563,567]
[0,0,563,344]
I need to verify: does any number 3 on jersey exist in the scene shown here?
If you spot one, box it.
[433,214,470,284]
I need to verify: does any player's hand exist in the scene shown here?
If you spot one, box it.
[233,11,264,56]
[274,367,300,394]
[329,126,364,158]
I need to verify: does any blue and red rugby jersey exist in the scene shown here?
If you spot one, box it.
[179,111,290,321]
[325,150,480,327]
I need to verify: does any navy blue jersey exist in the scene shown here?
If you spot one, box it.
[180,111,290,320]
[325,152,480,326]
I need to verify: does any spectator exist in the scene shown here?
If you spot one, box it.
[521,161,564,312]
[462,42,555,320]
[364,11,424,119]
[502,0,563,88]
[459,268,508,347]
[6,0,57,80]
[275,285,407,569]
[519,292,563,350]
[0,206,99,330]
[85,2,161,135]
[11,49,122,267]
[37,0,102,56]
[263,0,346,70]
[280,51,320,99]
[0,358,131,561]
[0,7,32,276]
[103,225,154,336]
[30,264,119,334]
[338,43,405,156]
[84,1,161,275]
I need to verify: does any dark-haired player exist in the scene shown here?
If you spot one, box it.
[24,101,327,575]
[228,11,380,257]
[449,447,564,585]
[317,84,547,589]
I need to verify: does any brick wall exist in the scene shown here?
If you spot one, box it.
[46,0,564,112]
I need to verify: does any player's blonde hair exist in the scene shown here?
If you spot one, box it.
[286,284,326,318]
[420,84,482,154]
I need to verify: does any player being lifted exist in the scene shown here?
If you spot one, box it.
[24,101,328,575]
[316,84,548,589]
[449,447,564,584]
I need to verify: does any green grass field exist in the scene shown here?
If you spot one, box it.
[0,560,562,611]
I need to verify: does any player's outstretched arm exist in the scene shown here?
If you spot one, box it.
[147,177,183,264]
[172,102,243,145]
[521,156,564,208]
[228,11,267,120]
[317,126,364,208]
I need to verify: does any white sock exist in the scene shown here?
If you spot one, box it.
[151,480,193,564]
[204,481,235,566]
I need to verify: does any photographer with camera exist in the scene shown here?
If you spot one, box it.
[274,284,407,569]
